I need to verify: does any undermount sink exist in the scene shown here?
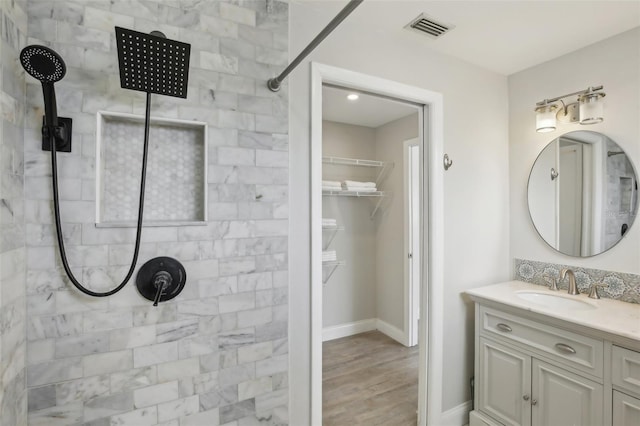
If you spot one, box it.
[515,291,597,310]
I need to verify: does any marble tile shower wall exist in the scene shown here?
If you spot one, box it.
[0,0,28,425]
[22,1,289,425]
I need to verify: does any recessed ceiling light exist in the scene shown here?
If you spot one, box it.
[347,93,359,101]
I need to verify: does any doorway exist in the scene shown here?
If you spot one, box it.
[310,63,445,425]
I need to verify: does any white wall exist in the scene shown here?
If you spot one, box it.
[322,121,377,327]
[375,114,419,331]
[509,28,640,274]
[289,2,510,422]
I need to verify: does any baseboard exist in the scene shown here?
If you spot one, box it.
[438,400,473,426]
[375,319,406,345]
[322,319,377,341]
[322,318,408,344]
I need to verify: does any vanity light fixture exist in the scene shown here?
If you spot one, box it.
[534,85,605,133]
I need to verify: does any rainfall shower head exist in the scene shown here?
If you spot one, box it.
[20,45,66,83]
[115,26,191,99]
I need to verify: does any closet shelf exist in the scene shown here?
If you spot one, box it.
[322,260,345,284]
[322,189,387,197]
[322,190,390,219]
[322,156,394,186]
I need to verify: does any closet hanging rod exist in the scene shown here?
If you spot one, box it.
[267,0,363,92]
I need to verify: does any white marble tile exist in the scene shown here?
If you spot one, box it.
[201,51,239,74]
[84,391,133,422]
[219,292,255,314]
[27,357,84,387]
[220,3,256,26]
[237,272,272,292]
[157,395,200,422]
[28,401,83,426]
[238,377,272,401]
[133,381,179,408]
[83,6,135,32]
[199,14,239,39]
[219,399,255,424]
[181,408,221,425]
[157,357,200,383]
[237,342,272,365]
[54,332,110,358]
[84,310,133,332]
[255,354,287,378]
[133,342,178,368]
[177,299,219,318]
[219,257,256,277]
[156,319,199,343]
[27,339,55,366]
[110,366,157,394]
[110,325,157,350]
[55,375,110,405]
[237,307,272,329]
[83,349,133,377]
[255,388,287,414]
[178,333,219,359]
[110,406,157,426]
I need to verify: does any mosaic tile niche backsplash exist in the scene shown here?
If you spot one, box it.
[19,1,289,425]
[515,258,640,304]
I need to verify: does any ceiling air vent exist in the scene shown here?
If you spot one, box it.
[405,13,454,39]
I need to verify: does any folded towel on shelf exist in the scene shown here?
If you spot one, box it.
[343,180,376,188]
[322,218,337,226]
[322,186,342,192]
[322,180,342,188]
[322,250,337,262]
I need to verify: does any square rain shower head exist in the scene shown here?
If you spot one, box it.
[115,26,191,99]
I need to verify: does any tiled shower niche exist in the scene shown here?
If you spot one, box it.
[97,111,207,226]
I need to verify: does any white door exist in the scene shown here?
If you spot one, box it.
[531,359,603,426]
[528,139,559,248]
[558,141,584,255]
[404,139,420,346]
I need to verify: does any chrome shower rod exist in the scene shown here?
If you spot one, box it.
[267,0,363,92]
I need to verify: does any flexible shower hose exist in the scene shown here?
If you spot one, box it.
[50,93,153,297]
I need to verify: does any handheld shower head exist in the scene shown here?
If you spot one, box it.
[20,45,66,129]
[20,45,66,83]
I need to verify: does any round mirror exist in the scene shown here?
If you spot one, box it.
[528,131,638,257]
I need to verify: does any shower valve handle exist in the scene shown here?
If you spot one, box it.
[152,271,172,306]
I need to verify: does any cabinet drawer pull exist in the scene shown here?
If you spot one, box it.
[496,323,512,332]
[555,343,576,354]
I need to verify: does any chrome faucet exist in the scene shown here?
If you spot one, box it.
[560,268,579,295]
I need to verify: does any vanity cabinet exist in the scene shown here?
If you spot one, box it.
[477,315,603,426]
[467,281,640,426]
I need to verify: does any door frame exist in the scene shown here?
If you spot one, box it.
[404,138,420,347]
[310,62,445,425]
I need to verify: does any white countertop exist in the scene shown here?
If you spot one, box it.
[466,280,640,342]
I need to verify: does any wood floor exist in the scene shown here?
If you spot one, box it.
[322,331,420,426]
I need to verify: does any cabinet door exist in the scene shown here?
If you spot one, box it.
[478,338,531,426]
[531,359,603,426]
[613,391,640,426]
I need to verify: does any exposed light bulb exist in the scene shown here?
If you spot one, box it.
[347,93,359,101]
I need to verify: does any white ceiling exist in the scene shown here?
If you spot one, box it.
[323,85,418,128]
[310,0,640,127]
[296,1,640,76]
